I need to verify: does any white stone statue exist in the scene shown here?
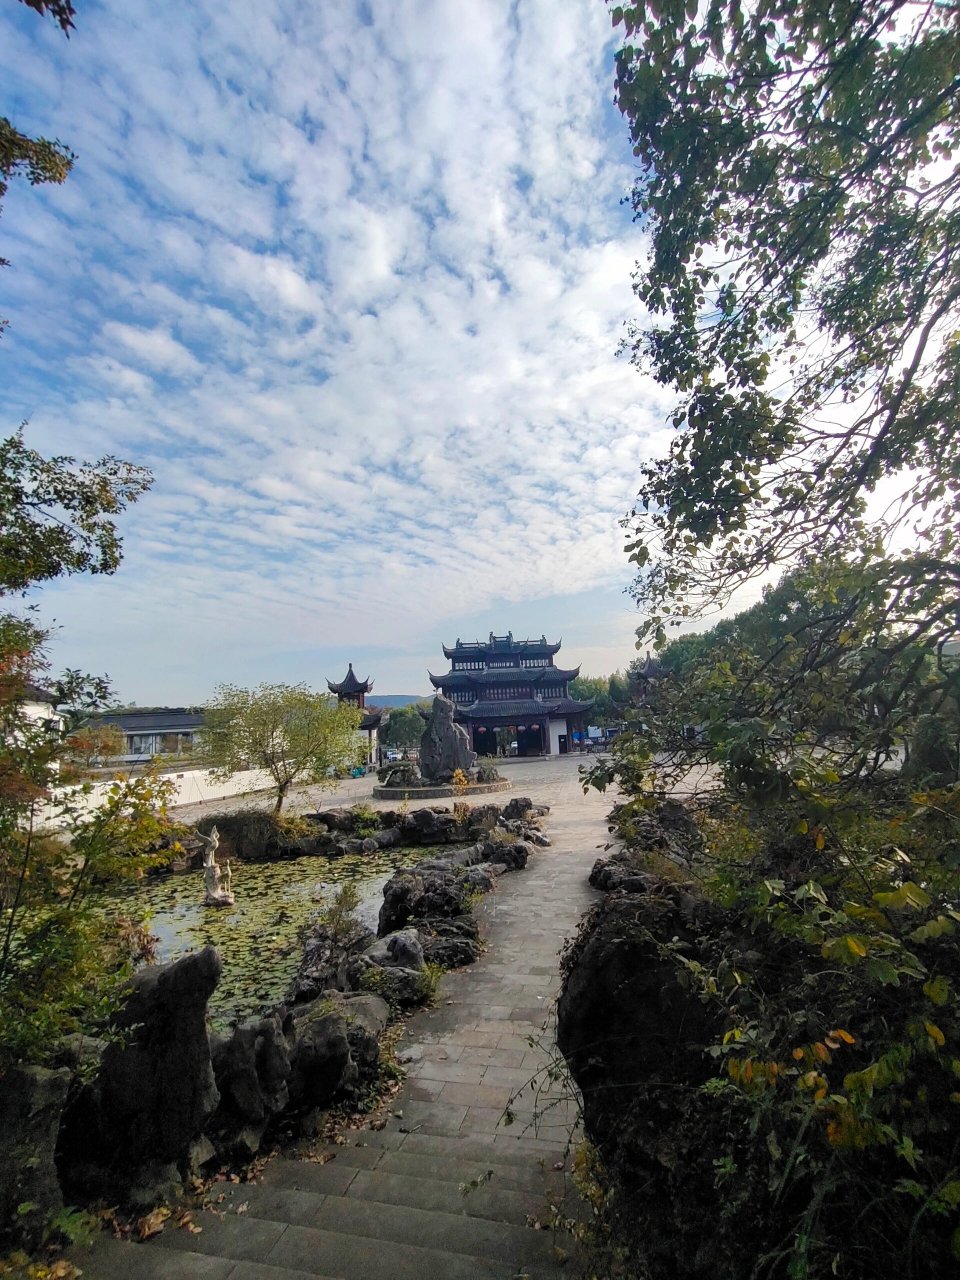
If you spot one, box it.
[196,825,235,907]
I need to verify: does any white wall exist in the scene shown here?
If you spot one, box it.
[548,718,567,755]
[37,765,278,828]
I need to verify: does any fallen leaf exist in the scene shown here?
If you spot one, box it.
[137,1207,171,1240]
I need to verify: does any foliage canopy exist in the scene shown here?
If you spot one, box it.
[0,428,152,595]
[200,683,364,815]
[615,0,959,654]
[1,1,76,334]
[379,702,428,749]
[586,4,960,1272]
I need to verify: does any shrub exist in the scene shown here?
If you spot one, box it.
[196,808,310,860]
[314,882,363,945]
[415,962,444,1004]
[349,802,381,838]
[450,768,469,796]
[577,793,960,1279]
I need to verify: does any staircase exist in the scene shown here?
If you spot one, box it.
[74,769,603,1279]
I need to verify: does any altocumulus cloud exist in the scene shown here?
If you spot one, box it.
[0,0,671,701]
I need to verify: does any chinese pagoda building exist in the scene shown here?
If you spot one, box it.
[326,663,383,764]
[429,632,594,756]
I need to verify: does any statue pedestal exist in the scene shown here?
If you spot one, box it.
[204,890,235,908]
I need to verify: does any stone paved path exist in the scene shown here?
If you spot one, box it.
[75,759,607,1279]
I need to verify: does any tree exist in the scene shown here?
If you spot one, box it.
[570,674,627,727]
[200,684,364,815]
[0,428,152,594]
[591,15,960,1270]
[64,722,126,770]
[379,701,429,749]
[608,0,960,794]
[614,0,959,653]
[1,1,76,334]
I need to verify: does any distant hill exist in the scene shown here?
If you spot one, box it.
[370,694,432,708]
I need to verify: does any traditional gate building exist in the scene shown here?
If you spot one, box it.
[429,632,594,756]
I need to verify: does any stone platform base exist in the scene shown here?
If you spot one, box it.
[372,779,511,801]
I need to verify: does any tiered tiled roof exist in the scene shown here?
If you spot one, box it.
[326,663,374,696]
[442,632,561,661]
[427,665,581,689]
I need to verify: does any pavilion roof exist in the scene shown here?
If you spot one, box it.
[326,663,374,696]
[442,631,561,660]
[428,665,580,689]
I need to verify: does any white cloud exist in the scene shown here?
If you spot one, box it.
[0,0,670,702]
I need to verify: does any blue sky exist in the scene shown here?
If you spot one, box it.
[1,0,680,702]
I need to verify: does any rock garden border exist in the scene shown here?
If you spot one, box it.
[372,778,510,800]
[4,797,552,1257]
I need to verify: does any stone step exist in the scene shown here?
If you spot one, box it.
[69,1234,341,1280]
[341,1128,574,1163]
[150,1209,563,1279]
[218,1181,568,1267]
[274,1144,571,1193]
[258,1161,554,1226]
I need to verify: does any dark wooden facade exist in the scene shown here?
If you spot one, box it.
[429,632,594,757]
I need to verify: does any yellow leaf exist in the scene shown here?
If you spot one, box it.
[815,829,825,851]
[831,1028,856,1045]
[925,1021,946,1047]
[138,1206,171,1239]
[792,1046,805,1061]
[923,976,950,1006]
[846,936,867,958]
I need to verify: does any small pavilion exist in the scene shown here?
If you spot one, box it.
[326,664,383,765]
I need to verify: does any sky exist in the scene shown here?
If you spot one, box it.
[1,0,681,703]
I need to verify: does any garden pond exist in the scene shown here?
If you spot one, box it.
[94,848,419,1029]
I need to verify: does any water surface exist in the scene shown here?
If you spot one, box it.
[96,849,418,1028]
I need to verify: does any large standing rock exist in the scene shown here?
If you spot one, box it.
[209,1012,293,1157]
[419,694,477,781]
[287,991,387,1107]
[288,999,353,1107]
[286,920,374,1006]
[557,891,719,1158]
[378,867,470,934]
[59,946,222,1205]
[0,1065,71,1248]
